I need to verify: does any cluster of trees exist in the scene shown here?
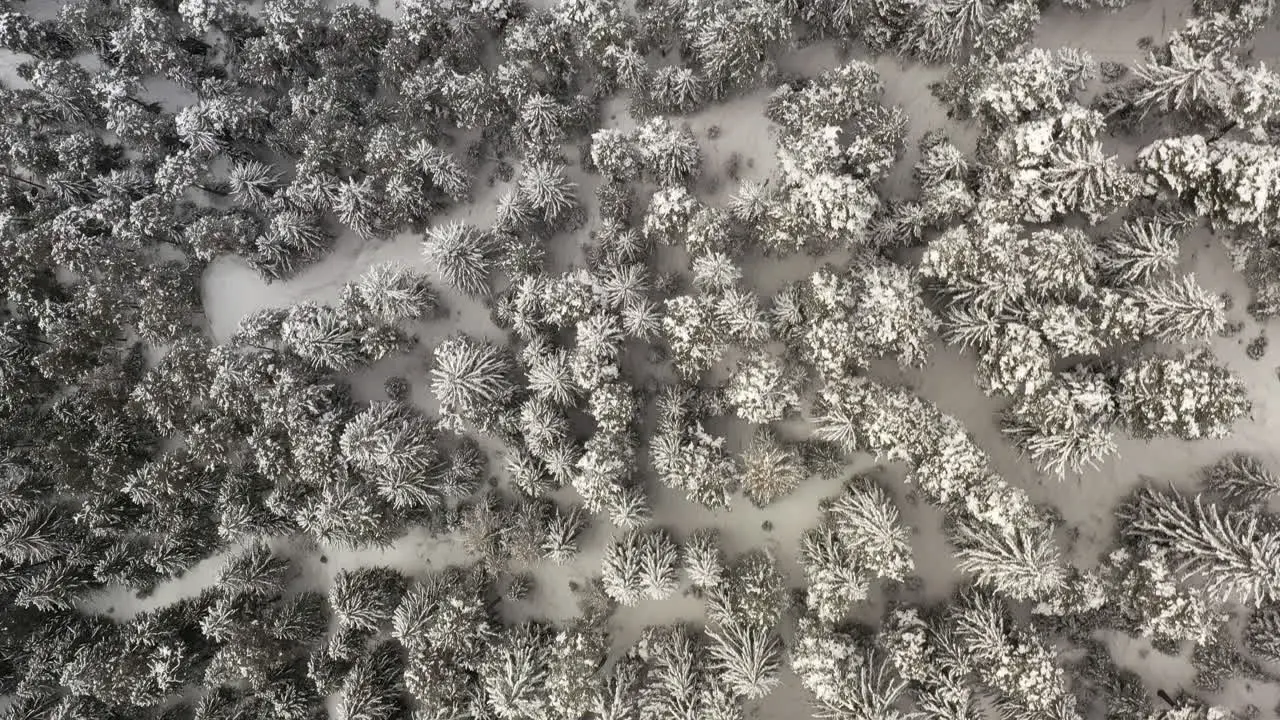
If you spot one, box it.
[863,39,1255,477]
[920,215,1248,476]
[0,0,1277,717]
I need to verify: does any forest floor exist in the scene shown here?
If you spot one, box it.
[55,0,1280,716]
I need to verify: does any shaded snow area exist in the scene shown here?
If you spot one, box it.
[11,0,1280,720]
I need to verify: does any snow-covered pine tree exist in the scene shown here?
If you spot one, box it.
[789,613,914,720]
[950,518,1066,601]
[430,334,517,434]
[336,641,404,720]
[1097,218,1183,286]
[951,588,1079,719]
[799,522,870,624]
[1093,546,1224,652]
[725,351,803,424]
[215,540,291,599]
[349,262,438,325]
[602,528,680,605]
[422,221,500,298]
[879,606,983,720]
[707,549,787,630]
[1115,350,1250,441]
[1130,274,1225,342]
[480,623,552,720]
[1001,368,1119,477]
[329,567,408,633]
[541,502,589,564]
[1118,483,1280,605]
[739,428,810,507]
[682,528,726,590]
[1204,453,1280,509]
[828,476,914,582]
[705,621,783,700]
[545,622,609,720]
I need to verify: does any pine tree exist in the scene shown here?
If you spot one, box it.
[340,401,441,491]
[545,622,609,720]
[590,128,640,181]
[351,263,437,325]
[644,66,705,115]
[481,623,552,720]
[707,549,787,629]
[329,567,408,633]
[1246,605,1280,663]
[602,528,679,605]
[541,502,588,564]
[1119,483,1280,605]
[829,477,914,582]
[1001,369,1119,477]
[422,221,499,297]
[634,117,702,185]
[682,528,725,590]
[605,482,653,531]
[336,641,404,720]
[392,566,497,663]
[1097,219,1182,286]
[789,615,914,720]
[1094,546,1223,651]
[705,622,783,701]
[279,302,363,372]
[0,504,75,566]
[1115,350,1250,441]
[1204,453,1280,509]
[726,351,802,425]
[799,523,870,624]
[951,519,1065,601]
[518,160,578,223]
[215,540,291,599]
[430,334,516,433]
[739,429,808,507]
[1131,274,1225,342]
[951,588,1078,718]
